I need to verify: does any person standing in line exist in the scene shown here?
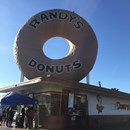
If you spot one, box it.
[1,108,6,125]
[34,108,38,128]
[6,106,10,127]
[27,106,34,129]
[25,106,30,129]
[24,111,28,129]
[8,107,15,127]
[21,106,26,128]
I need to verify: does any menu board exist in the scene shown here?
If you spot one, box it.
[68,93,74,108]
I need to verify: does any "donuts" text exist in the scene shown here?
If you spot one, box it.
[28,59,82,74]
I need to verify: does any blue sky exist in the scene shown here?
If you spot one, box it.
[0,0,130,93]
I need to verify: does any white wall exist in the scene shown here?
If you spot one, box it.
[87,93,130,115]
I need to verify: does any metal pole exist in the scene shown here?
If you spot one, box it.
[86,73,90,84]
[59,92,63,115]
[20,72,24,82]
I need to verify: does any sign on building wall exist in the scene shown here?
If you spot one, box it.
[87,94,130,115]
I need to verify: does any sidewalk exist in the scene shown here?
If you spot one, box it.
[0,126,48,130]
[0,121,48,130]
[0,126,23,130]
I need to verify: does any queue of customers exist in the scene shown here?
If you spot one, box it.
[1,105,36,129]
[20,106,35,129]
[1,106,15,127]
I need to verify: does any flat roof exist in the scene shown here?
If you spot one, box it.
[0,77,130,99]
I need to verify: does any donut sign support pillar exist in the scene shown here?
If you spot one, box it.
[14,9,98,82]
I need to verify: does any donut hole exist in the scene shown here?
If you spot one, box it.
[43,37,75,60]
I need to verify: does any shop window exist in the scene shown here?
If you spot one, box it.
[51,92,61,115]
[67,94,88,116]
[75,95,88,114]
[35,92,51,115]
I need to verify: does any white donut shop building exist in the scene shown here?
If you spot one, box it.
[1,9,130,130]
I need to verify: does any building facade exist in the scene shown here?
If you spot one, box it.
[0,77,130,130]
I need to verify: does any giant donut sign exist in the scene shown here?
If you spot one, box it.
[14,9,98,82]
